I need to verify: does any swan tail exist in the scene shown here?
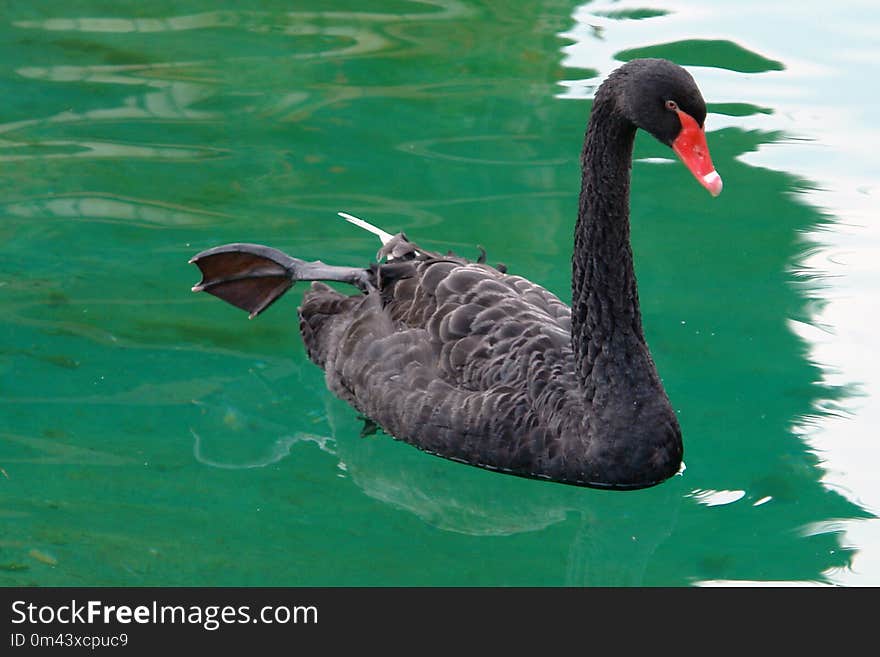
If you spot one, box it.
[189,243,370,319]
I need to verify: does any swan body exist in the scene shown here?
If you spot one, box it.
[190,58,721,489]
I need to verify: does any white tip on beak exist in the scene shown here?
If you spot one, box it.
[702,170,723,197]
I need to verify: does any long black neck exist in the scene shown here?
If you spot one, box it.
[571,93,647,389]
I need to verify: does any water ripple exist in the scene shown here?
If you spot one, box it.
[13,2,473,34]
[399,134,570,166]
[2,193,229,227]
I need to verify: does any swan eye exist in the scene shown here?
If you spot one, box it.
[665,100,678,111]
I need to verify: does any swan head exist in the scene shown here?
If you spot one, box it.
[613,58,723,196]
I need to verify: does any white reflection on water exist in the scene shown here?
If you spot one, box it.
[563,0,880,585]
[12,3,474,34]
[0,63,220,162]
[11,2,474,62]
[1,193,228,227]
[688,489,746,507]
[3,3,476,165]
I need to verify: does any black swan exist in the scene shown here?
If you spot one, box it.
[189,58,721,490]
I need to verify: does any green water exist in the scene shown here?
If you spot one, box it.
[2,1,877,586]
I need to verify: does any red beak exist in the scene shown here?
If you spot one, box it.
[671,109,722,197]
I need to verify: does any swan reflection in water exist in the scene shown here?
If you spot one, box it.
[191,380,682,586]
